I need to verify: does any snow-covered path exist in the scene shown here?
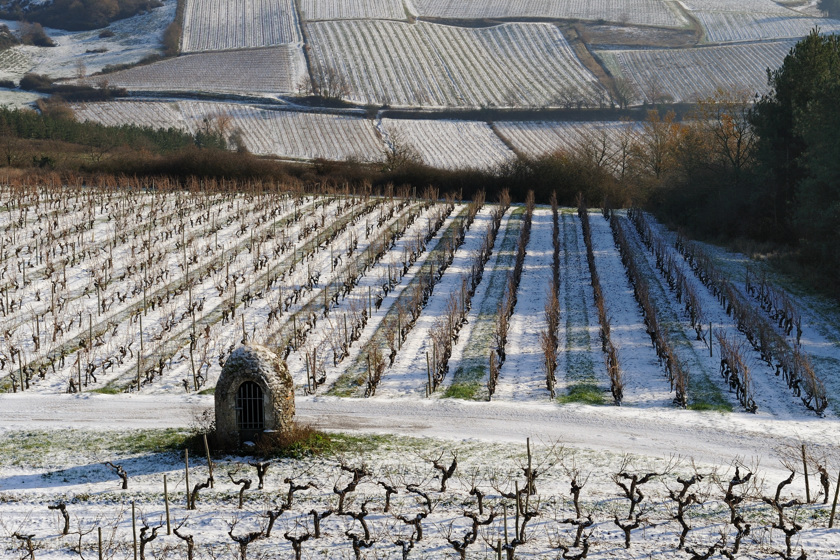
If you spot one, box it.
[0,393,837,471]
[493,208,553,401]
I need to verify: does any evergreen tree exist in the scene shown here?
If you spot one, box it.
[750,29,840,288]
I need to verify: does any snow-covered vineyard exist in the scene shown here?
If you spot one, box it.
[70,100,651,170]
[0,185,839,559]
[2,417,839,560]
[0,185,836,418]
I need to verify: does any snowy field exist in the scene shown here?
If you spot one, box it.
[99,46,308,96]
[180,0,302,52]
[378,118,515,170]
[597,41,795,104]
[0,188,838,557]
[72,101,387,163]
[299,0,409,21]
[0,394,839,559]
[306,20,607,108]
[0,0,177,82]
[408,0,689,28]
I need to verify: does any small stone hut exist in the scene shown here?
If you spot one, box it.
[215,344,295,449]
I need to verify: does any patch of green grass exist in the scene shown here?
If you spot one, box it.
[558,383,605,405]
[198,387,215,395]
[328,375,365,398]
[687,401,732,412]
[443,379,483,400]
[687,374,733,412]
[90,386,121,395]
[116,429,189,454]
[253,427,397,459]
[0,429,191,467]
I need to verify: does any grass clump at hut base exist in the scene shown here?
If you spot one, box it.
[252,423,335,459]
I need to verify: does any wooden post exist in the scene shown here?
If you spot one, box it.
[527,438,532,496]
[830,469,839,528]
[136,353,140,391]
[185,449,190,509]
[139,314,143,354]
[426,352,431,394]
[164,475,171,535]
[709,322,713,357]
[514,481,521,539]
[203,434,214,488]
[131,501,138,560]
[190,344,197,392]
[503,504,509,546]
[802,444,811,503]
[98,526,103,560]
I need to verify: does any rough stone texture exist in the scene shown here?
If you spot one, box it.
[215,344,295,449]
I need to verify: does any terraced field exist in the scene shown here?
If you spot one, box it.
[695,12,840,43]
[299,0,409,21]
[495,120,639,171]
[597,40,794,103]
[307,20,607,107]
[71,101,386,162]
[379,118,515,170]
[181,0,302,52]
[410,0,689,28]
[100,46,308,95]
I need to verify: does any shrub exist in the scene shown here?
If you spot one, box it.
[19,22,54,47]
[19,73,53,91]
[0,24,18,49]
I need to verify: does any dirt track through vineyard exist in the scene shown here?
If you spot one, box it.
[1,393,837,474]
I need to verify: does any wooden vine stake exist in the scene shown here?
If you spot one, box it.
[709,322,713,357]
[204,434,214,488]
[184,449,190,509]
[98,527,103,560]
[802,444,811,503]
[131,501,138,560]
[830,469,840,528]
[164,475,171,535]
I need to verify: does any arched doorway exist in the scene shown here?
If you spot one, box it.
[235,381,265,434]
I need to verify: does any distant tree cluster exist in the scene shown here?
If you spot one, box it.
[818,0,840,18]
[0,0,163,31]
[0,23,19,50]
[637,29,840,298]
[751,30,840,290]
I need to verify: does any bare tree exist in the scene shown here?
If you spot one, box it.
[310,63,350,101]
